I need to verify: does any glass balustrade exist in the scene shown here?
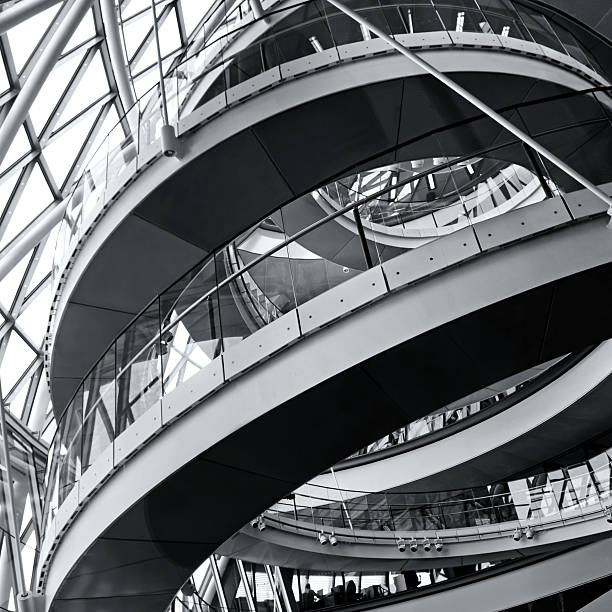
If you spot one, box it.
[51,0,609,282]
[262,447,612,533]
[41,85,612,541]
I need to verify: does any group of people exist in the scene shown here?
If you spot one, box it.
[301,580,359,610]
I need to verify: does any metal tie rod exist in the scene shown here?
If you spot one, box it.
[325,0,612,218]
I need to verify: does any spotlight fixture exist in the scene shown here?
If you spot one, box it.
[513,527,523,542]
[330,533,338,547]
[604,507,612,523]
[250,517,259,529]
[160,124,178,157]
[318,531,328,545]
[422,538,431,552]
[409,537,418,552]
[525,526,534,540]
[257,516,266,531]
[396,537,406,552]
[434,538,443,552]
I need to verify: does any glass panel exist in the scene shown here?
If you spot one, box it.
[115,299,162,436]
[286,211,373,305]
[57,388,83,505]
[515,8,565,54]
[81,345,116,471]
[160,257,222,393]
[401,3,445,34]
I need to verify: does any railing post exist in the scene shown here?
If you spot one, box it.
[353,207,374,269]
[523,143,554,200]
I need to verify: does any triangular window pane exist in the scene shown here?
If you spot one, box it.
[123,7,155,58]
[182,0,214,37]
[0,57,10,94]
[0,127,30,173]
[0,172,22,220]
[0,252,31,310]
[28,223,60,290]
[159,7,181,56]
[7,4,61,74]
[81,105,120,170]
[63,8,96,53]
[30,50,86,135]
[44,111,97,187]
[0,164,54,250]
[58,52,109,125]
[123,0,152,21]
[1,331,36,395]
[17,284,52,347]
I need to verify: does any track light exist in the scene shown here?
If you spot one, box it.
[513,527,523,541]
[396,537,406,552]
[318,531,328,545]
[409,537,418,552]
[604,507,612,523]
[250,517,259,529]
[434,538,443,552]
[525,526,534,540]
[422,538,431,552]
[330,533,338,547]
[257,516,266,531]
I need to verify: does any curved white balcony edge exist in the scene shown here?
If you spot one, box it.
[219,506,612,571]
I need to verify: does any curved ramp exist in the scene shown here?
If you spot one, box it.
[42,209,612,611]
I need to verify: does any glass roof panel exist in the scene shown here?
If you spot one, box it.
[0,172,22,221]
[44,112,98,186]
[182,0,213,36]
[0,127,31,173]
[123,10,154,57]
[27,224,59,290]
[0,59,9,95]
[58,51,109,125]
[0,164,54,250]
[63,8,97,53]
[17,284,53,347]
[7,4,61,74]
[0,252,30,311]
[122,0,154,21]
[29,50,86,134]
[1,331,36,395]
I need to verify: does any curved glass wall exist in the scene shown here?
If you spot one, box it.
[41,83,612,541]
[52,0,608,277]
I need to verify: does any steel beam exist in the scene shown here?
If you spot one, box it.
[100,0,136,112]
